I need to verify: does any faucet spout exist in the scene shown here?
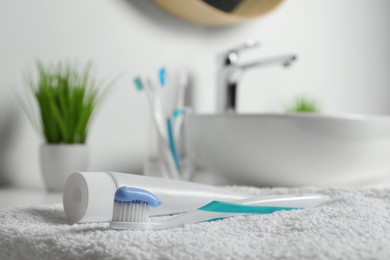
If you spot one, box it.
[227,54,297,85]
[240,55,297,71]
[218,51,298,113]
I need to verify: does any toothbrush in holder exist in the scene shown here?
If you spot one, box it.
[158,67,182,175]
[134,76,180,180]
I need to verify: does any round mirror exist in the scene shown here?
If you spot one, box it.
[154,0,284,27]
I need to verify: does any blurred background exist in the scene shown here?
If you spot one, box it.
[1,0,390,189]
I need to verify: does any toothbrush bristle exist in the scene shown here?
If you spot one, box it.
[134,77,144,91]
[112,201,150,223]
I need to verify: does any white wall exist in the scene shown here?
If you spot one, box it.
[0,0,389,188]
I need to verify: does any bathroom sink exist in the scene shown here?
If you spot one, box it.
[186,113,390,186]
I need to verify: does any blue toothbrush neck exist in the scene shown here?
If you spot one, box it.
[198,200,301,214]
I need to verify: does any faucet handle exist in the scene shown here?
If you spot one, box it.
[224,39,260,65]
[229,39,260,53]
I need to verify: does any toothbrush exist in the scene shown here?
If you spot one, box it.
[134,77,167,142]
[158,66,173,116]
[110,187,331,230]
[144,77,167,139]
[145,77,181,179]
[173,70,189,141]
[158,68,182,175]
[175,69,189,111]
[167,117,181,173]
[134,77,181,180]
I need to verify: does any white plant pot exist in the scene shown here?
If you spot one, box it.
[40,144,89,192]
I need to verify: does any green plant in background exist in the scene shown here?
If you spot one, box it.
[23,61,111,144]
[284,95,322,113]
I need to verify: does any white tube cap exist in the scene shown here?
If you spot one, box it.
[63,172,117,224]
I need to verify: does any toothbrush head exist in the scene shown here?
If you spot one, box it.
[134,77,144,91]
[159,67,167,87]
[173,108,185,119]
[111,187,161,224]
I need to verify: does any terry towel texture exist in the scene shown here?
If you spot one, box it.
[1,187,390,260]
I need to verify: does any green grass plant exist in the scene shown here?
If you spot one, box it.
[24,61,110,144]
[284,95,321,113]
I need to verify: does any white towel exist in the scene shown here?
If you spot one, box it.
[1,186,390,260]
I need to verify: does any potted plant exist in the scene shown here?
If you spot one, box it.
[284,95,322,113]
[22,61,109,191]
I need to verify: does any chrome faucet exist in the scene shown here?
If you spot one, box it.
[216,40,297,112]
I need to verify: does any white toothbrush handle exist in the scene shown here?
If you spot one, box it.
[175,69,188,109]
[146,195,331,230]
[236,194,331,208]
[110,195,331,230]
[173,70,189,141]
[144,79,166,140]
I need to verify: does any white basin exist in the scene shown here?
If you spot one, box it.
[187,113,390,186]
